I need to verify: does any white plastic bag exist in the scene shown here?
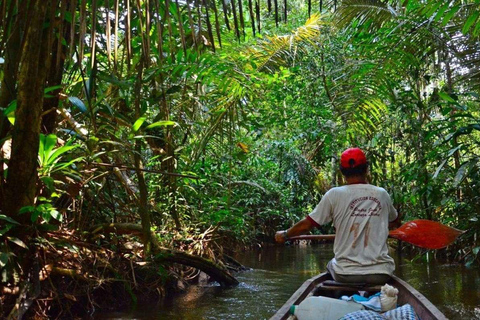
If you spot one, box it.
[380,284,398,311]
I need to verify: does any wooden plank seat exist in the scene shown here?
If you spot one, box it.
[319,280,383,292]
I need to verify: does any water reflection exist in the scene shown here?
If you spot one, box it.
[95,244,480,319]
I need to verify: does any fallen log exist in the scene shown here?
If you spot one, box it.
[90,223,239,287]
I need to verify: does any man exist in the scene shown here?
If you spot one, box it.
[275,148,399,285]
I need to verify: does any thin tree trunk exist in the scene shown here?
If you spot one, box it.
[248,0,256,36]
[445,49,461,202]
[175,0,187,56]
[79,0,87,63]
[134,0,148,62]
[211,0,222,48]
[237,0,245,39]
[221,0,230,30]
[274,0,278,27]
[203,0,215,52]
[133,60,153,255]
[231,0,240,40]
[255,0,260,33]
[90,0,97,69]
[185,0,199,54]
[114,0,119,70]
[42,0,71,134]
[196,0,203,52]
[154,0,165,62]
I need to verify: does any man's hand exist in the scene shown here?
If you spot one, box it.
[275,230,288,244]
[274,218,315,243]
[389,212,403,230]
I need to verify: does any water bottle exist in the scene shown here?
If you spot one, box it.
[290,296,364,320]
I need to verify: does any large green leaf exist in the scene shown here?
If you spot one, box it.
[47,145,78,166]
[39,134,58,167]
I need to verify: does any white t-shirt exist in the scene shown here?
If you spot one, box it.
[308,184,397,276]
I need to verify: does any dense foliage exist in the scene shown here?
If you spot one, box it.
[1,0,480,317]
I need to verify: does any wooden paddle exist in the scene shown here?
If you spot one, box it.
[288,219,464,249]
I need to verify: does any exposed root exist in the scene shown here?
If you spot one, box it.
[1,225,245,319]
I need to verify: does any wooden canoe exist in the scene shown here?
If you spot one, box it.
[270,272,447,320]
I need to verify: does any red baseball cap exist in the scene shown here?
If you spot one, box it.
[340,148,367,168]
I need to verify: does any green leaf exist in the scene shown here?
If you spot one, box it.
[49,209,62,222]
[30,210,41,223]
[442,5,460,26]
[7,237,27,249]
[0,253,8,268]
[474,20,480,36]
[39,134,58,166]
[47,145,77,166]
[40,176,55,191]
[0,225,13,237]
[0,214,20,225]
[51,156,85,173]
[133,117,146,132]
[453,162,470,187]
[434,2,451,22]
[439,92,456,103]
[4,100,17,125]
[462,11,479,34]
[433,159,448,179]
[145,120,176,129]
[44,85,63,94]
[68,96,87,113]
[447,145,462,157]
[19,206,35,214]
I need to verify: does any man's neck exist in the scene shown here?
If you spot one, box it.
[345,176,368,185]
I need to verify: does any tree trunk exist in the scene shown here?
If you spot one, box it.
[0,1,27,209]
[3,1,52,318]
[4,0,51,221]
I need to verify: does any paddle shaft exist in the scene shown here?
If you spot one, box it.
[288,234,396,241]
[288,234,336,241]
[286,219,463,249]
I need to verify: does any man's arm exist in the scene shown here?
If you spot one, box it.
[275,217,316,244]
[389,211,403,230]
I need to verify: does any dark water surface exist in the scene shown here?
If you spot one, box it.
[95,244,480,319]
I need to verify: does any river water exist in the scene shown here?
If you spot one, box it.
[96,244,480,319]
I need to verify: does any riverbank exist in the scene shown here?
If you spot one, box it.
[94,245,480,320]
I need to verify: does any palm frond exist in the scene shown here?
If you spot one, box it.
[246,13,323,73]
[335,0,398,31]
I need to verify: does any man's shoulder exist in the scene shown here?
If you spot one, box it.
[330,184,390,194]
[367,184,387,191]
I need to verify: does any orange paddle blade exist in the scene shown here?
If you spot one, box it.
[389,219,464,249]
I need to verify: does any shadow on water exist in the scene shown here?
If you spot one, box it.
[95,244,480,319]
